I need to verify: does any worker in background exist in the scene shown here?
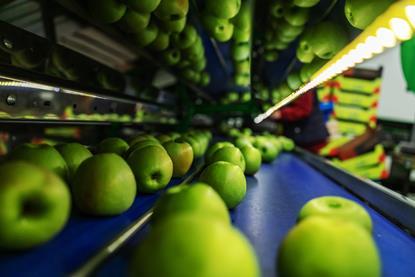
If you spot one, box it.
[271,90,329,153]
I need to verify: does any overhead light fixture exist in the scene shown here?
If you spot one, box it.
[254,0,415,124]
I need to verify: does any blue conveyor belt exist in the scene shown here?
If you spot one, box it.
[2,154,415,276]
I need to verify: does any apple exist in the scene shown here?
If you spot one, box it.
[233,28,250,43]
[240,145,262,176]
[270,0,284,18]
[279,137,295,151]
[162,48,181,65]
[149,30,170,51]
[345,0,393,30]
[235,136,253,149]
[209,146,246,172]
[163,140,194,177]
[0,161,70,250]
[299,58,326,82]
[11,47,46,69]
[134,22,159,47]
[127,145,173,193]
[241,91,251,102]
[294,0,320,8]
[160,17,186,33]
[253,137,279,163]
[264,50,279,62]
[73,154,136,215]
[278,217,381,277]
[154,0,189,21]
[231,1,250,30]
[171,25,197,49]
[202,15,234,42]
[232,43,250,62]
[9,143,68,180]
[297,21,348,63]
[206,141,234,162]
[129,134,158,146]
[234,59,250,74]
[199,161,246,208]
[156,134,172,144]
[152,183,230,224]
[298,196,373,232]
[191,58,207,71]
[126,139,162,159]
[283,6,309,26]
[182,68,200,83]
[96,69,125,91]
[199,72,211,86]
[287,71,302,90]
[205,0,241,19]
[97,137,129,156]
[87,0,126,23]
[278,82,292,98]
[118,9,150,33]
[182,37,204,61]
[130,214,259,277]
[278,20,304,38]
[234,74,250,86]
[55,143,92,182]
[181,135,204,158]
[124,0,161,13]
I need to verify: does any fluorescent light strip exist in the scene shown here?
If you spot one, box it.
[254,0,415,124]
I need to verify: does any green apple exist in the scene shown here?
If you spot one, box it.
[294,0,320,8]
[209,146,246,172]
[149,30,170,51]
[279,82,292,98]
[160,17,186,33]
[87,0,126,23]
[264,50,279,62]
[279,137,295,151]
[182,68,200,83]
[192,58,207,71]
[235,136,253,149]
[270,0,284,18]
[171,25,197,49]
[11,47,46,69]
[277,32,297,43]
[181,135,203,158]
[234,60,250,74]
[134,22,159,47]
[202,15,234,42]
[124,0,161,13]
[118,9,150,33]
[234,74,250,86]
[9,143,68,180]
[162,48,181,65]
[300,58,326,82]
[253,137,279,163]
[126,139,161,158]
[278,217,381,277]
[163,140,194,177]
[199,161,246,208]
[232,43,250,62]
[154,0,189,21]
[233,28,250,43]
[73,154,136,215]
[232,1,250,30]
[156,134,173,144]
[283,6,309,26]
[129,134,158,146]
[96,69,125,91]
[278,20,304,38]
[130,214,259,277]
[55,143,92,181]
[199,72,211,86]
[97,137,129,156]
[182,37,204,61]
[240,145,262,176]
[127,145,173,193]
[298,196,372,232]
[0,161,70,250]
[152,183,230,224]
[345,0,393,30]
[287,71,302,90]
[205,0,241,19]
[206,141,234,162]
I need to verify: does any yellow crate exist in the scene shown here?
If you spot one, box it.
[319,136,350,156]
[336,76,382,94]
[333,105,377,124]
[317,85,332,102]
[336,120,368,136]
[337,145,385,170]
[333,89,379,109]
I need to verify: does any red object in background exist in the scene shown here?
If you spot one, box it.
[279,92,313,122]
